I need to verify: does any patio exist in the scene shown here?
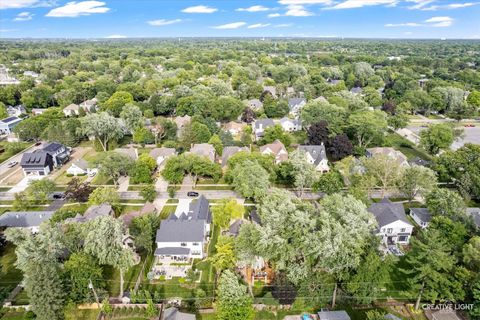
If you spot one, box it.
[151,256,192,279]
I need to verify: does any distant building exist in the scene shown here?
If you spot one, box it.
[317,310,351,320]
[0,116,22,135]
[262,86,277,99]
[23,70,39,78]
[174,115,191,137]
[66,159,97,176]
[366,147,409,167]
[20,152,54,176]
[79,98,98,112]
[0,211,54,233]
[247,99,263,110]
[42,142,70,167]
[189,143,215,162]
[149,147,176,166]
[298,144,329,172]
[63,103,80,117]
[260,139,288,164]
[288,97,307,118]
[224,121,247,136]
[31,108,47,116]
[6,105,26,117]
[410,208,432,229]
[0,65,20,85]
[279,117,302,132]
[467,207,480,229]
[350,87,363,95]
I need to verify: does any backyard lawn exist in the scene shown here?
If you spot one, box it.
[383,133,432,161]
[0,244,23,293]
[159,205,177,219]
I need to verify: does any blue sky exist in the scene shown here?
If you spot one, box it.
[1,0,479,39]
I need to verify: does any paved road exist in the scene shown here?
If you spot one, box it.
[408,125,480,150]
[0,143,40,183]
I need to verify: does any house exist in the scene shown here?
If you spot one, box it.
[115,148,138,161]
[221,146,249,167]
[467,207,480,229]
[279,117,302,132]
[6,105,26,117]
[247,99,263,110]
[149,147,176,166]
[410,208,432,229]
[288,97,307,118]
[368,198,413,245]
[260,140,288,164]
[65,204,114,223]
[66,159,96,176]
[350,87,363,95]
[155,196,211,263]
[253,118,274,139]
[161,307,196,320]
[224,121,247,136]
[121,202,157,227]
[23,70,39,78]
[0,116,22,135]
[20,151,54,176]
[317,310,351,320]
[327,79,341,85]
[0,65,20,85]
[225,219,245,237]
[263,86,277,98]
[79,98,98,112]
[43,142,70,167]
[174,115,191,137]
[189,143,215,162]
[298,144,329,172]
[63,103,80,117]
[0,211,54,233]
[366,147,409,167]
[31,108,47,116]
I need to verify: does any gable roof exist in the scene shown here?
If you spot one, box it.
[20,151,51,167]
[368,198,412,228]
[228,219,244,237]
[63,103,79,111]
[162,307,196,320]
[0,211,54,228]
[260,140,286,155]
[410,208,432,223]
[318,310,351,320]
[189,144,215,161]
[248,99,263,109]
[280,117,301,126]
[298,144,327,165]
[221,146,249,167]
[149,147,176,159]
[288,97,306,108]
[174,115,191,128]
[224,121,246,132]
[366,147,408,166]
[254,118,274,130]
[115,148,138,160]
[70,159,89,170]
[65,204,113,223]
[43,142,65,153]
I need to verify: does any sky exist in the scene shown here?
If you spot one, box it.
[0,0,479,39]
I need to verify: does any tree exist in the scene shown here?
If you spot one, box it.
[103,91,134,117]
[362,154,404,197]
[97,152,133,185]
[120,103,143,133]
[88,187,120,207]
[64,178,94,202]
[212,199,245,229]
[216,270,254,320]
[264,99,289,118]
[300,100,347,134]
[129,213,160,254]
[429,216,468,251]
[130,154,156,184]
[470,279,480,318]
[259,124,292,147]
[241,107,256,123]
[398,166,437,202]
[366,310,387,320]
[426,188,466,219]
[467,90,480,107]
[84,216,137,298]
[388,112,409,130]
[25,179,56,204]
[133,126,155,145]
[179,121,211,149]
[64,252,103,303]
[140,184,156,202]
[420,124,455,155]
[462,236,480,271]
[209,236,237,280]
[313,170,344,195]
[307,120,329,145]
[230,160,270,200]
[402,229,466,309]
[289,150,318,196]
[162,153,222,186]
[347,110,388,148]
[208,134,223,156]
[328,134,353,161]
[12,191,30,211]
[81,112,125,152]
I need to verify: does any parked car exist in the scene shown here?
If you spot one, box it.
[51,192,66,200]
[7,161,18,168]
[34,141,42,146]
[187,191,199,197]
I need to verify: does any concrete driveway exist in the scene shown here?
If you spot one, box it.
[174,199,192,217]
[8,175,45,193]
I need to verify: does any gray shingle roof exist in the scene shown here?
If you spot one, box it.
[149,147,176,159]
[155,247,190,256]
[467,208,480,228]
[65,204,113,223]
[20,151,50,167]
[318,310,351,320]
[288,98,306,108]
[162,307,196,320]
[221,146,249,167]
[410,208,432,223]
[228,219,244,237]
[368,198,411,228]
[298,144,327,166]
[43,142,65,153]
[0,211,54,228]
[254,118,274,130]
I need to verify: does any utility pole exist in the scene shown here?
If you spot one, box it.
[89,279,100,306]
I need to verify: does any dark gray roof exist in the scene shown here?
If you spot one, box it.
[20,151,50,167]
[0,116,22,124]
[162,307,196,320]
[410,208,432,223]
[254,118,274,130]
[65,204,113,223]
[368,198,412,228]
[228,219,244,237]
[155,247,190,256]
[189,195,211,222]
[42,142,64,153]
[221,146,248,167]
[288,98,306,108]
[0,211,54,228]
[298,144,327,165]
[156,219,206,242]
[249,209,261,225]
[318,310,351,320]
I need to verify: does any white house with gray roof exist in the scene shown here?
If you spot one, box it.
[298,144,329,172]
[279,117,302,132]
[66,159,96,176]
[409,208,432,229]
[253,118,274,139]
[0,211,54,233]
[288,97,306,119]
[368,198,413,245]
[155,195,211,262]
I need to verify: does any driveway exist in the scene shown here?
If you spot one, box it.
[174,199,192,217]
[8,175,45,193]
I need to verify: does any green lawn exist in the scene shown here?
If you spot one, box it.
[0,142,32,164]
[91,173,114,185]
[0,244,23,293]
[105,256,145,297]
[383,133,432,161]
[159,205,176,219]
[55,172,88,185]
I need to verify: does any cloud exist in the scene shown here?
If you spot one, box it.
[268,13,282,17]
[247,23,271,29]
[105,34,127,38]
[181,5,217,13]
[14,11,34,21]
[236,5,270,12]
[147,19,182,26]
[278,0,332,4]
[46,1,109,17]
[326,0,398,10]
[385,15,454,27]
[0,29,18,32]
[285,4,314,16]
[0,0,55,10]
[406,0,435,10]
[275,23,294,27]
[420,2,479,11]
[212,22,247,29]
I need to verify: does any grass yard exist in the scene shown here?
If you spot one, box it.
[194,185,234,191]
[55,172,88,185]
[159,205,176,219]
[91,173,114,185]
[0,311,31,320]
[105,256,145,297]
[0,244,23,293]
[383,133,432,161]
[0,142,32,164]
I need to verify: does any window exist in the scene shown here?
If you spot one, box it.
[398,236,408,242]
[400,228,406,232]
[193,242,199,246]
[180,242,187,247]
[386,228,393,234]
